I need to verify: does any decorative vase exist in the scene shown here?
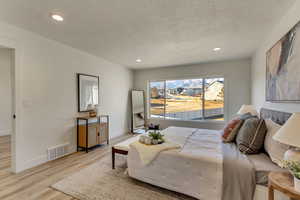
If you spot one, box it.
[139,136,145,144]
[294,176,300,192]
[152,139,159,145]
[89,110,97,117]
[144,137,152,145]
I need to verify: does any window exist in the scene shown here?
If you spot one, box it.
[149,81,165,119]
[149,78,224,121]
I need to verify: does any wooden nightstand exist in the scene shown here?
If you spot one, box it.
[268,172,300,200]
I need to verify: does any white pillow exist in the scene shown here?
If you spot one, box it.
[237,105,259,116]
[264,119,289,167]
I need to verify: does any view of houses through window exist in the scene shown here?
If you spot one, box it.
[149,78,224,121]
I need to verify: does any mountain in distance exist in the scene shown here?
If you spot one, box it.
[151,78,224,89]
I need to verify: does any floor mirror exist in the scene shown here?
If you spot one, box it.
[131,90,147,134]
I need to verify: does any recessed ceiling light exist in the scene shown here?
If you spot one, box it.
[51,13,64,22]
[136,58,142,63]
[213,47,221,52]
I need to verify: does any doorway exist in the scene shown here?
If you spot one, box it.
[0,47,15,172]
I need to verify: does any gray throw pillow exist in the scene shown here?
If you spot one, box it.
[228,113,258,142]
[236,118,267,154]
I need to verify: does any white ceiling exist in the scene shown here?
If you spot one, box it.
[0,0,295,69]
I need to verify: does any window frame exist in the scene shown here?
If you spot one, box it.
[147,77,225,122]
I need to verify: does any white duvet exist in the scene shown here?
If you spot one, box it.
[127,126,223,200]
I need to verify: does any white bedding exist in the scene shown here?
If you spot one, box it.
[127,126,223,200]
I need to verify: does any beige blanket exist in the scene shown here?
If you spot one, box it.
[129,127,197,165]
[129,141,181,165]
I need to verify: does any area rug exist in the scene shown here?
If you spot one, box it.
[52,152,195,200]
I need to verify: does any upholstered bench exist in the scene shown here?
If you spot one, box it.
[112,135,142,169]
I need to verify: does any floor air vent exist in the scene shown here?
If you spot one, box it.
[47,143,69,161]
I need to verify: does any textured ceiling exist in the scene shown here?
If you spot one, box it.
[0,0,295,69]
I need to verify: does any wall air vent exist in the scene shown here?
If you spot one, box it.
[47,143,69,161]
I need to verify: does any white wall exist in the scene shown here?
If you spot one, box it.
[133,59,251,130]
[251,1,300,113]
[0,21,133,172]
[0,48,13,136]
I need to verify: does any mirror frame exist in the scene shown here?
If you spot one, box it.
[77,73,100,112]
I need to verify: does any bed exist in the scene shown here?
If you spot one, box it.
[118,108,292,200]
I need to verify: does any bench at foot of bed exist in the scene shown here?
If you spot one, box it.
[112,147,128,169]
[112,135,141,169]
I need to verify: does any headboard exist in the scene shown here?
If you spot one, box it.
[260,108,292,125]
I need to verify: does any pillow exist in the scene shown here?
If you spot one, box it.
[237,112,258,120]
[237,105,259,116]
[236,118,267,154]
[222,119,243,142]
[221,113,256,143]
[264,119,289,167]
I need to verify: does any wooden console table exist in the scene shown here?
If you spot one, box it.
[76,115,109,153]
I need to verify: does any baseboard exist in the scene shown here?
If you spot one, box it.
[0,129,12,136]
[16,154,47,173]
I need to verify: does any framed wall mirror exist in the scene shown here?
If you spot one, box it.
[131,90,146,134]
[77,73,99,112]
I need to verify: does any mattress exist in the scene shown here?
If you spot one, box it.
[247,153,287,185]
[254,184,289,200]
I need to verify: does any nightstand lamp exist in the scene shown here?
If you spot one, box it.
[273,113,300,162]
[237,105,259,116]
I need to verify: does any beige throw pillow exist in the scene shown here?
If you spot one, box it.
[264,119,289,167]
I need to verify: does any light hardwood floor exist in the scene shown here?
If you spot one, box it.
[0,135,131,200]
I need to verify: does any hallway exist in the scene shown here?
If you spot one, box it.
[0,135,11,171]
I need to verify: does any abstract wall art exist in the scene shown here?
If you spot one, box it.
[266,21,300,102]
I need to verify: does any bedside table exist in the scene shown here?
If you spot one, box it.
[268,172,300,200]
